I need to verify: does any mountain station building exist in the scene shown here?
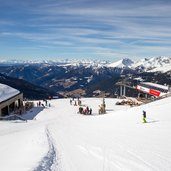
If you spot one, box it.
[0,84,23,116]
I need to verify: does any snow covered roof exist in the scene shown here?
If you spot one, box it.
[0,83,20,103]
[141,82,169,90]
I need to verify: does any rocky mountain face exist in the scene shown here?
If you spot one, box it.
[0,56,171,98]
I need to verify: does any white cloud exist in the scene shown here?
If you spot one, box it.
[1,0,171,60]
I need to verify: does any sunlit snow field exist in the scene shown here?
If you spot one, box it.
[0,97,171,171]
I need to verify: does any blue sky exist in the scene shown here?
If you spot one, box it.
[0,0,171,61]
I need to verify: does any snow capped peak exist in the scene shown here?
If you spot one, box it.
[149,56,171,65]
[107,58,134,68]
[122,58,134,66]
[132,56,171,72]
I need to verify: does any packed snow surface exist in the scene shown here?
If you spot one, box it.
[0,97,171,171]
[0,83,20,102]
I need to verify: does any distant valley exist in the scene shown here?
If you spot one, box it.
[0,57,171,99]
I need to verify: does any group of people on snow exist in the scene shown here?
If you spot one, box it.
[69,97,93,115]
[37,100,51,108]
[74,97,107,115]
[70,97,82,106]
[78,106,92,115]
[37,96,148,123]
[70,97,148,123]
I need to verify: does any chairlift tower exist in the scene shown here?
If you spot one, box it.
[116,75,137,97]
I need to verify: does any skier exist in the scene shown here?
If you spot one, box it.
[143,110,147,123]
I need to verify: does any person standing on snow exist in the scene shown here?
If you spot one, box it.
[89,108,92,115]
[143,110,147,123]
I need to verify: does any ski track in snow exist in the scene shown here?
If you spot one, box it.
[33,127,58,171]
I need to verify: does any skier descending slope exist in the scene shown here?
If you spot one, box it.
[143,110,147,123]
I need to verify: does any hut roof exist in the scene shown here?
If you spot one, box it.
[0,84,20,103]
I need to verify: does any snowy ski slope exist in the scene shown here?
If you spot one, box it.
[0,97,171,171]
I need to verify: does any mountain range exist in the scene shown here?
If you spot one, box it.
[1,56,171,72]
[107,56,171,73]
[0,56,171,98]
